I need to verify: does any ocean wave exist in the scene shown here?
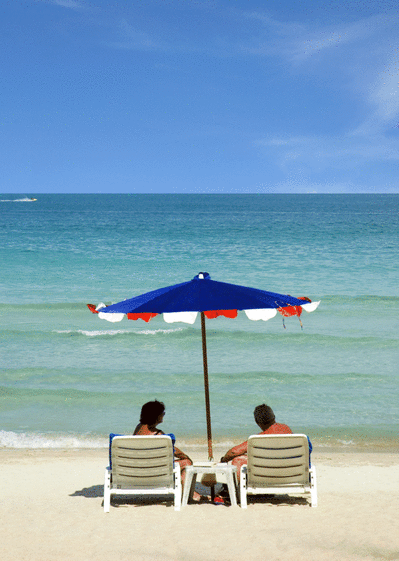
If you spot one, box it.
[56,329,132,337]
[0,430,237,451]
[2,294,398,305]
[0,430,107,449]
[1,295,398,314]
[54,327,185,337]
[323,294,399,304]
[205,329,399,346]
[1,430,396,451]
[0,385,104,399]
[135,328,185,336]
[214,370,386,382]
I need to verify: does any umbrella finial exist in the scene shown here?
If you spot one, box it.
[195,272,210,280]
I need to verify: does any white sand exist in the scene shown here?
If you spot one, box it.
[1,445,399,561]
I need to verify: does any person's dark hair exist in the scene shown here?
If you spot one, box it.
[139,400,165,425]
[254,404,275,428]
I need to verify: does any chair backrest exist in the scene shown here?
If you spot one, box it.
[111,436,174,489]
[247,434,309,487]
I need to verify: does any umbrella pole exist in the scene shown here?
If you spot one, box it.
[200,311,213,461]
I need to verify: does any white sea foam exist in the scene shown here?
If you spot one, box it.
[0,430,108,449]
[337,439,355,446]
[136,328,184,335]
[178,439,236,451]
[54,328,184,336]
[55,329,131,336]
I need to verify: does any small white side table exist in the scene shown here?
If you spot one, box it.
[181,462,238,507]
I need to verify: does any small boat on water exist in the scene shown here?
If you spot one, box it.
[0,197,37,202]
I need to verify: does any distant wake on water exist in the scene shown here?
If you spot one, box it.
[0,197,36,202]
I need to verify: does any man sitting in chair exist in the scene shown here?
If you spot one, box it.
[220,404,292,482]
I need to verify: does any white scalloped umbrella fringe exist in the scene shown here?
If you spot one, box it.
[95,301,320,324]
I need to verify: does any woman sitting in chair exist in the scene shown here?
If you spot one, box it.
[134,400,203,501]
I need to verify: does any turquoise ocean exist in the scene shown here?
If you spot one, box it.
[0,194,398,451]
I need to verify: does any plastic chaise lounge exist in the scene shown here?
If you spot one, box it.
[104,435,181,512]
[240,434,317,508]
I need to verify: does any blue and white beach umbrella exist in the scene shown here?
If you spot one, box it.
[88,272,320,459]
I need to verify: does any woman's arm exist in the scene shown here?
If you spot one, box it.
[174,446,192,462]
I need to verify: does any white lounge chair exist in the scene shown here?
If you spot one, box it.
[104,435,181,512]
[240,434,317,508]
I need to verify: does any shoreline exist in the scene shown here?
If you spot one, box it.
[1,445,398,464]
[1,431,398,455]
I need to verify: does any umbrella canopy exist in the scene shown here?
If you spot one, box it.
[88,272,320,459]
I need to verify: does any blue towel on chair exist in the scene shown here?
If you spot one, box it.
[307,436,313,467]
[108,433,122,469]
[108,433,176,469]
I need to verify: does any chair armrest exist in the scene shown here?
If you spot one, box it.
[309,465,316,484]
[173,463,181,483]
[239,465,247,508]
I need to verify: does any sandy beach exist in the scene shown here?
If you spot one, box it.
[2,444,398,561]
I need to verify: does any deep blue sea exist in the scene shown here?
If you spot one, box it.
[0,194,398,451]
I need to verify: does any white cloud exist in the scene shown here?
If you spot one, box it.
[289,14,389,63]
[48,0,84,8]
[245,9,399,173]
[352,49,399,135]
[256,132,399,179]
[108,19,166,51]
[238,10,393,64]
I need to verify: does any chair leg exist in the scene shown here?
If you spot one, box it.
[104,469,111,513]
[181,468,194,507]
[225,470,238,507]
[309,465,318,507]
[240,466,247,508]
[174,465,181,511]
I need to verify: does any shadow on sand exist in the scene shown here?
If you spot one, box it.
[246,494,309,507]
[70,485,176,508]
[70,484,104,498]
[69,484,309,508]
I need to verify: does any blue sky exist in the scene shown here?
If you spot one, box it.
[1,0,399,193]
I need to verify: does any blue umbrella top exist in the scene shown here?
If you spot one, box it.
[89,272,319,320]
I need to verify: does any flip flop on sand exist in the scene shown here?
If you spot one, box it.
[213,496,225,505]
[190,494,212,504]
